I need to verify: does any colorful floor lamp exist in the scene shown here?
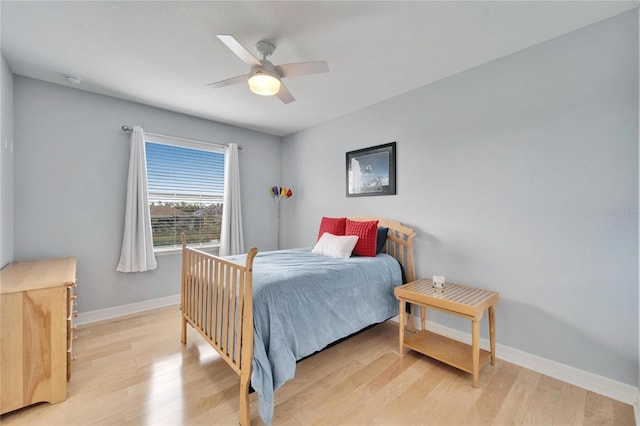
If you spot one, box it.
[270,186,293,249]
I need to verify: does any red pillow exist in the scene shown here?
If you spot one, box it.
[317,217,347,241]
[345,219,379,257]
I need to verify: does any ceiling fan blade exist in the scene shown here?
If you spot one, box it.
[276,83,295,104]
[276,61,329,78]
[217,35,261,66]
[206,74,249,89]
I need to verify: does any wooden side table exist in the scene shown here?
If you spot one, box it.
[394,278,499,386]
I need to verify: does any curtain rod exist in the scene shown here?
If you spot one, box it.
[121,125,242,150]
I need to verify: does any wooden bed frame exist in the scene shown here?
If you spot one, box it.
[180,216,416,425]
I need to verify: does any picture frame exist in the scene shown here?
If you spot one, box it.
[346,142,396,197]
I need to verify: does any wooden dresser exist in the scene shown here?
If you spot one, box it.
[0,257,77,414]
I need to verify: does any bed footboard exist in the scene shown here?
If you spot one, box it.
[180,235,257,426]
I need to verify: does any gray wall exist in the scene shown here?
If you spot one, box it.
[1,53,14,268]
[282,11,639,386]
[13,77,282,312]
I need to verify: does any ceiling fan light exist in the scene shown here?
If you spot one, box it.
[248,73,281,96]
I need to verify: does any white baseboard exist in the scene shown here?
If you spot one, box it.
[75,294,180,326]
[390,316,639,406]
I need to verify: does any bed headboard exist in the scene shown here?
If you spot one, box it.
[347,216,416,283]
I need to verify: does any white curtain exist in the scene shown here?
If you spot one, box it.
[219,143,244,256]
[116,126,157,273]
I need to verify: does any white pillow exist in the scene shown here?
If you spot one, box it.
[312,232,359,259]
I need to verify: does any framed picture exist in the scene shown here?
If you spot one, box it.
[346,142,396,197]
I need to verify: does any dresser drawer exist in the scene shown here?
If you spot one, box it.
[66,282,78,382]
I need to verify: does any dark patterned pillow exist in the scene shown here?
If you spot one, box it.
[376,227,389,254]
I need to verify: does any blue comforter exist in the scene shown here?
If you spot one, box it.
[225,248,402,425]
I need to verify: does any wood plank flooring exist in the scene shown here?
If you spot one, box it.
[0,306,634,425]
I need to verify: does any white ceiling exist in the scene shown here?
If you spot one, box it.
[2,1,638,137]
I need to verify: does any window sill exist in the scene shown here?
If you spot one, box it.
[154,243,220,256]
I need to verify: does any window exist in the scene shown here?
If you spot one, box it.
[145,135,225,251]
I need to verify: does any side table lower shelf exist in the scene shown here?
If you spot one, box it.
[404,330,491,375]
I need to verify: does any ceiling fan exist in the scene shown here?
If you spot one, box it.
[208,35,329,104]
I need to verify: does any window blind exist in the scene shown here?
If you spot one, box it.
[145,139,225,248]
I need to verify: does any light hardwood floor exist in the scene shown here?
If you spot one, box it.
[0,306,634,425]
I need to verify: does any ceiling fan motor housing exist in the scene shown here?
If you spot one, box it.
[251,60,280,79]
